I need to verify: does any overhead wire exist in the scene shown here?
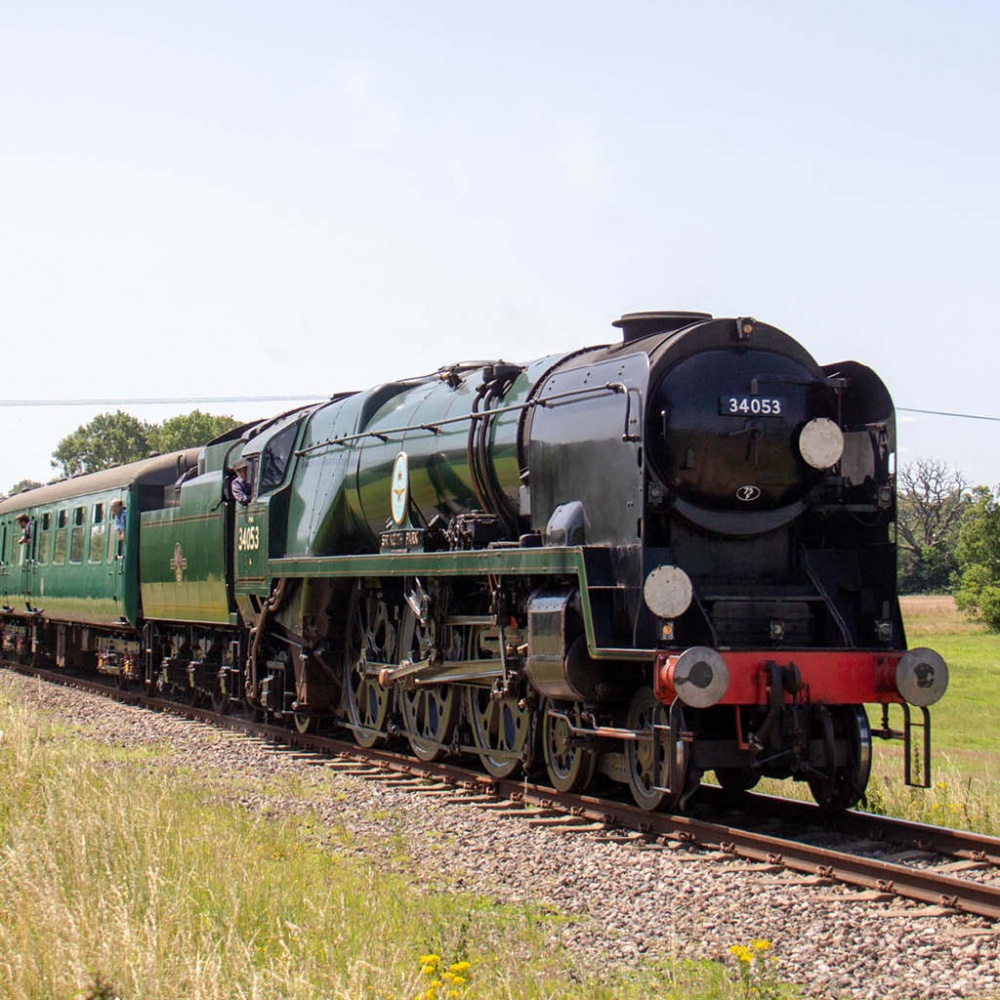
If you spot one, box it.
[0,395,328,407]
[0,396,997,426]
[0,396,997,421]
[897,407,1000,423]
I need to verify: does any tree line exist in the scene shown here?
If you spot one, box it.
[8,412,1000,630]
[7,409,241,493]
[843,456,1000,629]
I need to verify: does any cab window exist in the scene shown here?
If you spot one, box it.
[259,425,298,493]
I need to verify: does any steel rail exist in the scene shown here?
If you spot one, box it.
[483,780,1000,920]
[8,663,1000,920]
[697,785,1000,868]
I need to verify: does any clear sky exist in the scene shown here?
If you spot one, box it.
[1,1,997,491]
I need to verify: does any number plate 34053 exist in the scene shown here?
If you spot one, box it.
[719,395,784,417]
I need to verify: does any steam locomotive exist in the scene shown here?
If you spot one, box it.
[0,310,948,811]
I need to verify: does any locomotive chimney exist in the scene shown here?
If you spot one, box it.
[613,311,712,344]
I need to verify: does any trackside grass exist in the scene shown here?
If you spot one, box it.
[863,595,1000,831]
[0,596,987,997]
[754,596,1000,831]
[0,685,800,1000]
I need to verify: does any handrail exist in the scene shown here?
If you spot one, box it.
[295,383,628,457]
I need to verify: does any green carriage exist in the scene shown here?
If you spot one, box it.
[0,451,199,675]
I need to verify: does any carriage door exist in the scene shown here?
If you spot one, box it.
[0,520,9,606]
[108,504,124,609]
[19,516,38,601]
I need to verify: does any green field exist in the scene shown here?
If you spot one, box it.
[863,595,1000,830]
[708,595,999,830]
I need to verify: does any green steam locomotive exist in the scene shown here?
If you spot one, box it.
[0,311,948,811]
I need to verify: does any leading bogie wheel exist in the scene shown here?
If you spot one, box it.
[713,766,760,794]
[625,687,687,811]
[807,704,872,812]
[625,687,689,811]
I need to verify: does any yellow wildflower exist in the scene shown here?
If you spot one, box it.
[729,944,752,964]
[414,952,471,1000]
[751,939,771,952]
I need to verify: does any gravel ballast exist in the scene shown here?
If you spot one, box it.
[3,672,998,1000]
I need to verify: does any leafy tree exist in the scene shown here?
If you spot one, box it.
[52,411,153,477]
[896,458,971,593]
[150,410,241,453]
[8,478,43,495]
[955,486,1000,630]
[51,409,241,478]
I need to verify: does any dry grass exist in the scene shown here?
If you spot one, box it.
[0,688,756,1000]
[866,595,1000,831]
[749,595,1000,830]
[900,593,984,637]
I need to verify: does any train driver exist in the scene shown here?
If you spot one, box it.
[231,460,252,506]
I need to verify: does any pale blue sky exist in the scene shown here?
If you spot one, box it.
[1,1,997,490]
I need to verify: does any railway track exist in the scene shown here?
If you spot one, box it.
[10,661,1000,921]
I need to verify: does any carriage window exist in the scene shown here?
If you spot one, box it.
[69,506,86,563]
[53,527,67,565]
[53,509,68,565]
[90,503,105,562]
[259,424,298,492]
[37,513,51,566]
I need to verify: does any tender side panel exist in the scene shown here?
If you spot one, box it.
[140,476,231,625]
